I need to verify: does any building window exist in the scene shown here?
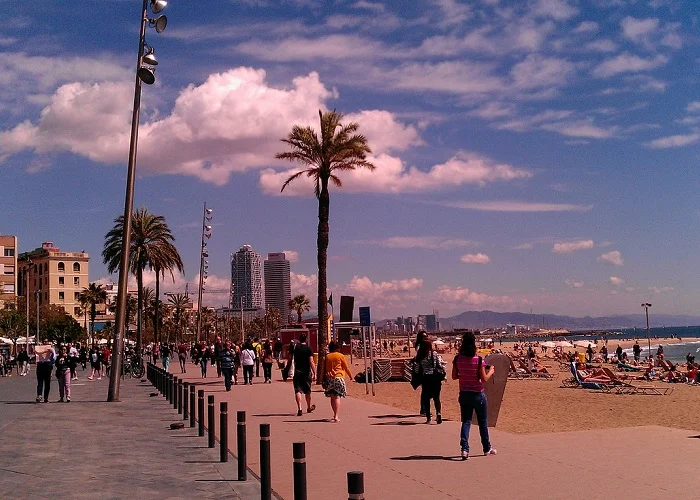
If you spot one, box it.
[59,276,64,286]
[58,262,65,272]
[3,248,14,257]
[3,265,13,275]
[74,277,80,286]
[73,262,81,273]
[74,307,81,316]
[2,284,13,293]
[44,263,48,272]
[74,292,80,301]
[59,292,64,300]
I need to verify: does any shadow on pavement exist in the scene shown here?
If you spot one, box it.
[369,414,420,419]
[282,419,332,423]
[253,413,293,417]
[391,455,463,462]
[372,421,423,426]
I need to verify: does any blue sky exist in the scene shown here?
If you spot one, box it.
[1,0,699,319]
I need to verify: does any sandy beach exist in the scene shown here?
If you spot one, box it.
[344,342,700,434]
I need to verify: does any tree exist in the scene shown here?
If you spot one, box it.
[103,208,182,354]
[78,282,108,346]
[167,293,191,342]
[276,110,374,378]
[0,308,26,350]
[148,236,184,344]
[289,295,311,324]
[38,304,83,344]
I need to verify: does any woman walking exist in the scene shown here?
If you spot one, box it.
[452,331,497,460]
[240,341,256,385]
[417,339,445,424]
[323,341,352,422]
[262,340,274,383]
[87,346,101,380]
[200,345,210,378]
[55,346,71,402]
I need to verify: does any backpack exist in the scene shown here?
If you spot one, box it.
[433,352,447,381]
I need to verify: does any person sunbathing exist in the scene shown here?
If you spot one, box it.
[529,359,551,374]
[576,364,611,383]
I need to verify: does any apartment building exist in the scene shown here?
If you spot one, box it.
[264,252,291,325]
[18,242,90,321]
[0,235,18,309]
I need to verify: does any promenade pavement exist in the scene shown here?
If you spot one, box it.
[168,360,700,500]
[0,367,261,500]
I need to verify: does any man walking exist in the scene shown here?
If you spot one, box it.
[633,342,641,362]
[252,337,261,378]
[17,347,30,376]
[69,343,79,380]
[35,339,56,403]
[219,341,235,391]
[214,337,223,378]
[286,333,316,417]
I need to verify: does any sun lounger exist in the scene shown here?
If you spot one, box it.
[518,359,553,380]
[507,357,531,379]
[561,362,614,392]
[601,367,672,395]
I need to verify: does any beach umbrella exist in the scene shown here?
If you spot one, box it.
[574,340,594,348]
[481,338,493,342]
[433,340,446,345]
[97,338,108,345]
[0,336,13,344]
[556,341,573,348]
[541,341,556,348]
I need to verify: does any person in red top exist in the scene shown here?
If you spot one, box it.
[452,331,497,461]
[178,343,188,373]
[101,346,111,377]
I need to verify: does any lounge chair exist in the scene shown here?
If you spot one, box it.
[518,359,553,380]
[601,367,672,395]
[561,362,613,392]
[507,356,531,379]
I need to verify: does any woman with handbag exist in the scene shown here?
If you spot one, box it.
[452,331,497,460]
[323,341,352,422]
[416,339,445,424]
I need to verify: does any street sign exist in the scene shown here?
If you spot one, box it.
[359,306,371,327]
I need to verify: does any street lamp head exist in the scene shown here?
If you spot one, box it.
[150,0,167,14]
[137,66,156,84]
[202,251,209,257]
[205,208,213,214]
[204,225,212,231]
[149,15,168,33]
[142,46,158,66]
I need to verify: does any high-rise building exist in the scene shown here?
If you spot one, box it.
[17,242,89,321]
[264,252,291,325]
[231,245,264,310]
[0,235,18,309]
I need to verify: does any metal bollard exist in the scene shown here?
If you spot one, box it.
[189,385,195,428]
[293,442,307,500]
[183,382,189,420]
[237,411,247,481]
[168,374,173,402]
[173,376,179,409]
[347,471,364,500]
[207,395,215,448]
[220,402,228,463]
[177,379,183,414]
[260,424,271,500]
[198,390,205,437]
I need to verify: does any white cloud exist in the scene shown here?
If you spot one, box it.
[281,250,299,263]
[598,250,624,266]
[360,236,477,249]
[510,54,575,90]
[593,53,668,78]
[585,39,617,52]
[552,240,595,253]
[530,0,578,20]
[621,16,659,44]
[648,285,674,294]
[512,243,534,250]
[236,35,394,62]
[609,276,625,286]
[686,102,700,113]
[291,272,317,299]
[646,133,700,149]
[460,253,491,264]
[443,201,592,212]
[471,102,515,119]
[434,0,472,27]
[564,279,584,288]
[261,151,532,195]
[435,286,515,308]
[573,21,599,34]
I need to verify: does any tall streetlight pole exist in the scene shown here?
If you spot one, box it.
[24,260,32,353]
[196,203,213,342]
[108,0,169,402]
[641,303,652,360]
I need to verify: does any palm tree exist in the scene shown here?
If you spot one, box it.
[78,283,108,347]
[149,241,184,344]
[102,208,182,354]
[276,110,374,377]
[289,294,311,324]
[168,293,190,342]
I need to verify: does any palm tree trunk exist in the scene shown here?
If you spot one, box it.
[137,266,144,355]
[154,268,160,344]
[297,308,302,324]
[316,180,330,382]
[90,304,96,347]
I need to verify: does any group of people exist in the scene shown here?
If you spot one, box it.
[412,331,498,460]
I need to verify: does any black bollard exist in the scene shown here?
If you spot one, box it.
[173,376,179,410]
[183,382,189,420]
[207,395,215,448]
[168,374,173,402]
[347,471,364,500]
[237,411,247,481]
[260,424,271,500]
[189,385,195,428]
[177,379,183,414]
[293,442,307,500]
[198,390,205,437]
[220,402,228,463]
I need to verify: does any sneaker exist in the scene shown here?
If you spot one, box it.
[87,376,93,380]
[36,396,41,403]
[425,415,431,423]
[66,398,71,403]
[43,398,48,403]
[97,377,102,380]
[485,449,497,456]
[307,404,316,413]
[297,409,303,417]
[461,450,469,461]
[436,414,443,425]
[58,398,64,403]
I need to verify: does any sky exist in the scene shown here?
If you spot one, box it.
[1,0,699,321]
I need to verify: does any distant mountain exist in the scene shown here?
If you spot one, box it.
[434,310,700,331]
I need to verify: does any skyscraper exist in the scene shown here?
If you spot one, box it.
[231,245,264,310]
[264,252,291,325]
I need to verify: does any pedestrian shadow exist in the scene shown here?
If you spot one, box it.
[1,401,37,405]
[391,455,463,462]
[282,418,333,423]
[253,413,293,417]
[371,421,423,426]
[688,435,700,439]
[369,414,420,419]
[185,460,220,464]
